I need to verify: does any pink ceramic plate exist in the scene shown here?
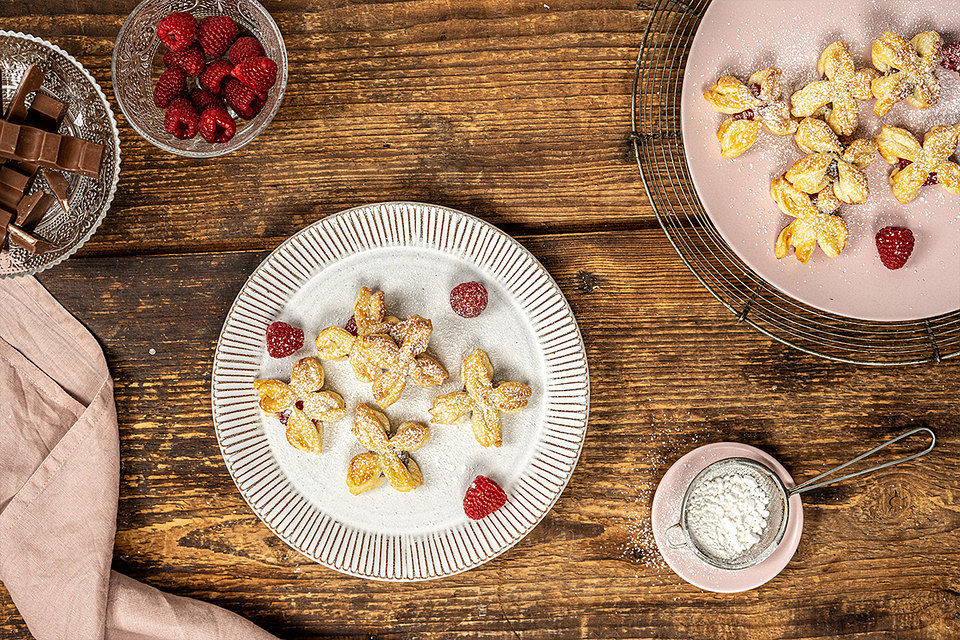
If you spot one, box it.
[652,443,803,593]
[680,0,960,321]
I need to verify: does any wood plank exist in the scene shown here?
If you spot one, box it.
[0,228,955,639]
[0,0,658,258]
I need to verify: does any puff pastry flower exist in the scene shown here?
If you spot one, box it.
[703,67,798,158]
[870,31,942,117]
[346,403,429,495]
[429,348,532,447]
[875,124,960,203]
[785,117,877,205]
[791,41,879,136]
[253,357,347,454]
[315,287,402,383]
[771,177,848,264]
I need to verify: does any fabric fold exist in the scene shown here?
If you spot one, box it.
[0,277,277,640]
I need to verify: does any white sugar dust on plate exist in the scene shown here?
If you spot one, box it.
[211,202,589,580]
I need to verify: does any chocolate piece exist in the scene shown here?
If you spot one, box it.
[41,168,69,211]
[5,65,44,123]
[0,122,103,179]
[7,224,53,254]
[24,92,68,131]
[0,166,31,211]
[0,121,21,156]
[0,209,11,247]
[15,190,53,228]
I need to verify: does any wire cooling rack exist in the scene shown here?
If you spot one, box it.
[631,0,959,366]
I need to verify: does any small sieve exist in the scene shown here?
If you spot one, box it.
[665,427,936,570]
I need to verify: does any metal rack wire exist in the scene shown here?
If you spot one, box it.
[631,0,959,366]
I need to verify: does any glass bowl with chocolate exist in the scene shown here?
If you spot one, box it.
[0,31,121,277]
[112,0,287,158]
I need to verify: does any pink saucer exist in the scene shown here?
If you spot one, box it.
[651,443,803,593]
[680,0,960,321]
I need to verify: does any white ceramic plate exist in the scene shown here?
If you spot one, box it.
[211,202,590,580]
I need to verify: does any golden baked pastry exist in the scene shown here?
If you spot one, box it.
[316,287,447,407]
[357,315,447,408]
[875,124,960,203]
[346,403,430,494]
[771,177,848,264]
[871,31,942,117]
[253,356,346,454]
[785,117,877,205]
[429,348,532,448]
[703,67,797,158]
[791,41,879,136]
[315,287,401,383]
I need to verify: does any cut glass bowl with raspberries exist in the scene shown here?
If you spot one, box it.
[112,0,287,157]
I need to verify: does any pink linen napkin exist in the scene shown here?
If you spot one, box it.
[0,276,278,640]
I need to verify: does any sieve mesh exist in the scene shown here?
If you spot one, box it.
[679,458,790,570]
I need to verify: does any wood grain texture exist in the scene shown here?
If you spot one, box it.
[0,1,958,639]
[0,230,954,639]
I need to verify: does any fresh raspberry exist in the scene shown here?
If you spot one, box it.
[162,42,206,76]
[875,226,915,270]
[344,315,358,336]
[229,36,266,65]
[450,281,488,318]
[199,59,234,94]
[156,12,197,52]
[265,321,303,358]
[163,98,198,139]
[942,41,960,73]
[188,88,225,113]
[223,78,266,119]
[198,106,237,143]
[153,66,187,109]
[197,15,238,58]
[463,476,507,520]
[231,56,278,92]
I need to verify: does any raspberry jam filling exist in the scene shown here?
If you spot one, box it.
[894,158,937,185]
[732,108,756,121]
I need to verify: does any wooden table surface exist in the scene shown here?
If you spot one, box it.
[2,1,959,638]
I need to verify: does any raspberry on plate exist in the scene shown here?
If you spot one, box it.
[197,15,238,59]
[188,88,225,113]
[875,226,915,270]
[450,281,488,318]
[198,106,237,143]
[942,41,960,73]
[265,321,304,358]
[162,42,206,77]
[231,56,278,92]
[463,475,507,520]
[156,11,197,52]
[163,98,198,139]
[223,78,266,119]
[199,59,234,94]
[153,66,187,109]
[229,36,266,65]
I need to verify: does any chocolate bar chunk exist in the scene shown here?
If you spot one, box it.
[0,121,20,156]
[41,168,69,211]
[0,166,31,211]
[15,190,53,228]
[0,209,11,247]
[5,65,44,123]
[0,121,103,179]
[24,92,67,131]
[7,224,52,254]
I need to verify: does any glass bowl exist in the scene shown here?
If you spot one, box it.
[111,0,287,157]
[0,31,121,277]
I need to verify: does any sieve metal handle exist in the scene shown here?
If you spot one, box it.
[788,427,935,496]
[664,522,687,549]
